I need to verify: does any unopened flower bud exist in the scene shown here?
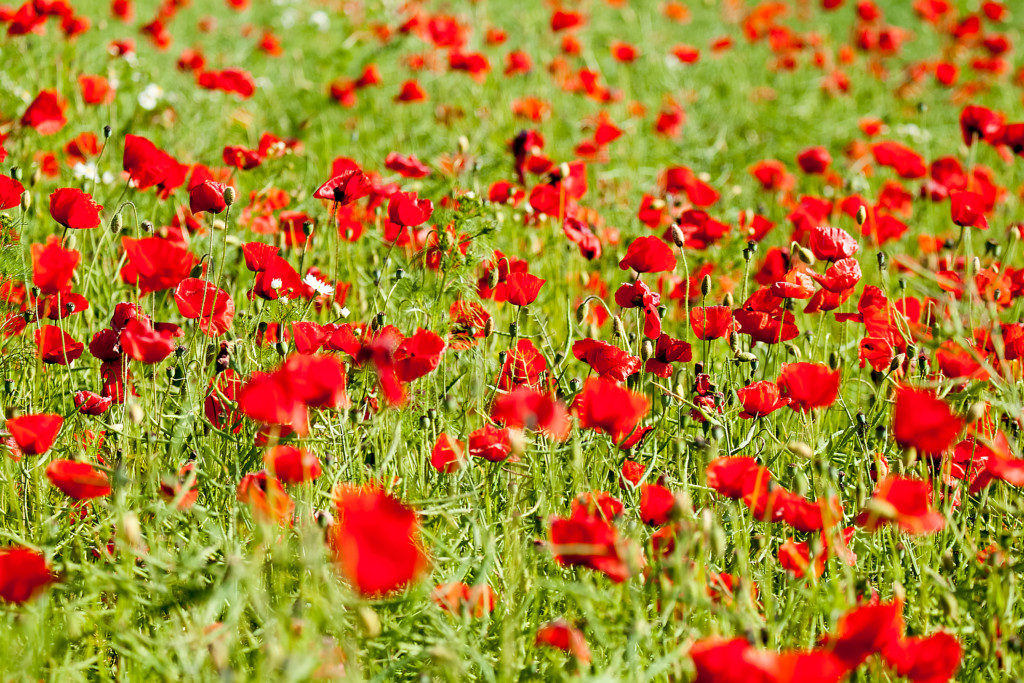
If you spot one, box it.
[487,268,500,290]
[722,292,733,308]
[575,303,587,325]
[641,339,654,361]
[670,223,685,248]
[966,401,987,424]
[223,186,236,206]
[109,213,122,233]
[482,316,493,338]
[877,251,888,271]
[612,315,626,339]
[103,124,112,139]
[140,219,153,233]
[10,167,21,181]
[788,440,814,460]
[19,191,30,211]
[700,274,712,296]
[856,205,867,226]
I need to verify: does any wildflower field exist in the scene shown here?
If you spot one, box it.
[1,0,1023,679]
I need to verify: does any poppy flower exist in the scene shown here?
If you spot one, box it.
[549,508,632,582]
[644,333,692,377]
[574,377,649,445]
[808,225,858,261]
[120,237,195,294]
[432,581,496,617]
[119,318,177,363]
[618,236,676,273]
[949,191,988,229]
[237,471,294,524]
[188,180,229,215]
[384,152,430,178]
[796,146,832,174]
[0,547,55,604]
[0,175,25,211]
[690,638,847,683]
[883,631,962,683]
[46,459,111,500]
[35,325,84,364]
[737,381,790,418]
[430,433,466,473]
[395,79,427,102]
[535,620,591,664]
[196,68,256,98]
[20,89,67,135]
[173,278,235,336]
[387,191,433,227]
[48,188,102,230]
[329,484,428,597]
[959,105,1003,146]
[122,134,188,195]
[6,414,62,456]
[504,271,545,306]
[892,386,963,456]
[856,476,944,534]
[820,601,904,669]
[314,169,372,205]
[571,339,640,382]
[263,445,322,484]
[491,387,571,441]
[394,328,445,382]
[872,141,926,179]
[468,425,511,462]
[690,306,733,340]
[812,257,861,293]
[31,236,79,295]
[639,483,676,526]
[74,391,112,416]
[777,363,840,412]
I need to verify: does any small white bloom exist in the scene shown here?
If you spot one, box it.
[138,84,163,110]
[310,11,329,30]
[339,307,351,319]
[303,274,335,296]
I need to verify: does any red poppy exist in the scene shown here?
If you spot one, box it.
[491,387,571,441]
[0,547,55,604]
[967,432,1024,493]
[173,278,235,336]
[236,471,294,524]
[949,191,988,229]
[119,318,178,363]
[394,328,445,382]
[777,363,840,412]
[820,601,903,669]
[504,271,545,306]
[535,620,591,664]
[549,507,632,582]
[21,89,67,135]
[618,235,676,273]
[690,306,734,340]
[46,459,111,500]
[188,180,228,215]
[0,175,25,210]
[48,188,102,229]
[892,386,963,456]
[871,141,926,179]
[883,631,962,683]
[809,225,858,261]
[572,339,640,382]
[6,414,62,456]
[314,169,373,204]
[330,484,428,597]
[644,333,692,377]
[120,237,195,294]
[737,381,791,418]
[959,104,1003,146]
[263,445,322,484]
[796,146,832,174]
[387,191,433,227]
[468,425,511,462]
[812,257,861,292]
[639,483,676,526]
[35,325,84,364]
[574,377,649,445]
[74,391,112,416]
[384,152,430,178]
[196,68,256,98]
[856,476,944,535]
[395,79,428,102]
[31,236,79,295]
[432,581,496,617]
[122,134,188,196]
[430,433,466,473]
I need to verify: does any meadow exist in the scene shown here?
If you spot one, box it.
[0,0,1022,679]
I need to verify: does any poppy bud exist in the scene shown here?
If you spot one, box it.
[876,251,887,270]
[641,340,653,361]
[275,340,288,356]
[302,220,313,236]
[223,186,236,206]
[357,605,381,638]
[612,315,626,339]
[487,268,500,290]
[482,317,493,338]
[888,355,904,373]
[735,351,757,363]
[984,239,999,256]
[10,167,21,181]
[569,377,581,393]
[508,321,518,337]
[795,245,815,265]
[372,312,384,330]
[121,511,143,550]
[394,268,404,281]
[788,440,813,460]
[828,351,839,369]
[856,204,867,226]
[721,292,733,308]
[904,344,917,360]
[670,223,685,248]
[965,401,986,424]
[314,510,334,528]
[128,401,144,424]
[458,135,469,154]
[109,212,122,233]
[1012,226,1021,241]
[784,342,801,359]
[574,303,587,325]
[700,274,711,296]
[497,350,507,366]
[190,263,203,278]
[140,219,153,233]
[31,167,41,186]
[103,125,112,139]
[971,256,981,274]
[418,415,430,429]
[20,191,30,211]
[728,331,740,350]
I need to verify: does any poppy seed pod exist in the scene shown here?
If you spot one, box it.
[222,186,236,206]
[569,377,581,393]
[670,223,685,247]
[612,315,626,339]
[508,321,518,337]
